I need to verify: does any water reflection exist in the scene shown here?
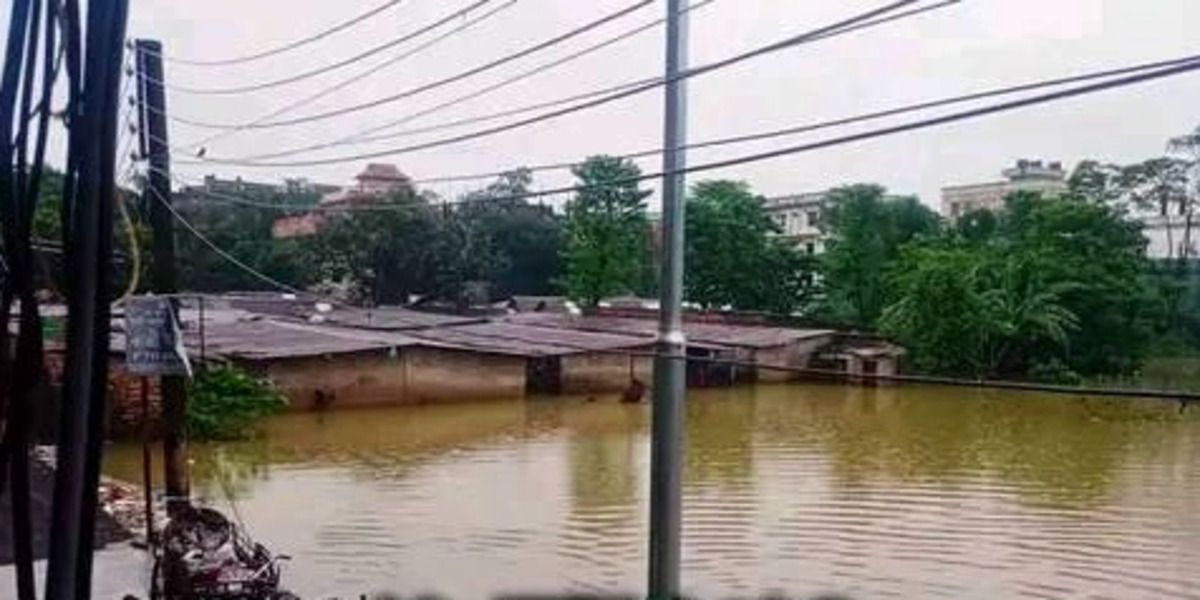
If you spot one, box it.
[103,384,1200,599]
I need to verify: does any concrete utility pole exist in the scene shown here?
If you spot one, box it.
[134,39,190,511]
[648,0,688,597]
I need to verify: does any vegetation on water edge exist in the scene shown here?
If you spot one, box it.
[187,365,288,441]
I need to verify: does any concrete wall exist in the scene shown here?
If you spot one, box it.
[259,346,527,411]
[559,351,652,395]
[754,334,832,382]
[403,346,526,403]
[755,346,795,382]
[259,351,402,410]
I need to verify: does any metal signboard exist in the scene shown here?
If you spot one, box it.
[125,295,192,377]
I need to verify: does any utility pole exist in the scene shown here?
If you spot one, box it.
[134,39,189,511]
[648,0,688,598]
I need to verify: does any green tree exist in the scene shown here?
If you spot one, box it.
[174,192,314,293]
[310,184,443,305]
[1005,194,1158,376]
[187,364,287,440]
[562,155,650,307]
[448,169,564,300]
[882,192,1156,380]
[684,179,813,313]
[28,168,149,297]
[1066,160,1124,206]
[820,184,940,327]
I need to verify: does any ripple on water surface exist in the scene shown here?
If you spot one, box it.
[102,385,1200,599]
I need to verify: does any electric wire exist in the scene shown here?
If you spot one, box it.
[190,0,956,166]
[163,0,496,95]
[164,54,1200,213]
[402,51,1200,185]
[169,0,932,156]
[145,184,306,294]
[175,0,713,149]
[149,0,408,67]
[174,0,656,128]
[179,0,521,150]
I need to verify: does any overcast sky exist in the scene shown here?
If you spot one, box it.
[30,0,1200,207]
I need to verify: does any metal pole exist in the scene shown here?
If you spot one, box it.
[134,39,190,513]
[140,376,155,548]
[648,0,688,598]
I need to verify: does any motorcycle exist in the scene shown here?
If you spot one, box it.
[151,504,298,599]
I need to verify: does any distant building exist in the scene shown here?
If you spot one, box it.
[282,177,341,197]
[182,174,281,197]
[763,191,828,255]
[354,163,410,196]
[178,174,338,211]
[940,159,1068,219]
[273,163,410,239]
[1137,210,1200,260]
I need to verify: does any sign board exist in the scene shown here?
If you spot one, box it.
[125,295,192,377]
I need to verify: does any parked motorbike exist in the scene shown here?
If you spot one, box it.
[151,504,298,599]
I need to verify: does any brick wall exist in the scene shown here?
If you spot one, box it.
[44,349,162,440]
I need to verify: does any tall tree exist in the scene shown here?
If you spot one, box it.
[882,192,1157,380]
[449,169,564,300]
[881,242,1079,379]
[310,183,442,305]
[820,184,940,328]
[173,190,313,293]
[562,155,650,307]
[1066,160,1125,206]
[684,179,813,314]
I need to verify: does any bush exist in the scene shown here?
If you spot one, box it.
[187,365,288,441]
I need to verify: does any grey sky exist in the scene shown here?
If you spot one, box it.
[51,1,1200,206]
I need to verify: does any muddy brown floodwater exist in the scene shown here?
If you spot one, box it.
[104,383,1200,599]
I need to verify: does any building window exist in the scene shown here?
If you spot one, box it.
[805,242,815,255]
[806,210,819,228]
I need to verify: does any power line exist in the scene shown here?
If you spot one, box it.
[173,0,713,151]
[406,51,1200,185]
[192,0,956,167]
[145,184,306,294]
[169,54,1200,211]
[170,48,1200,185]
[150,0,408,67]
[163,0,499,95]
[197,0,720,162]
[184,0,656,127]
[183,0,937,156]
[177,0,521,150]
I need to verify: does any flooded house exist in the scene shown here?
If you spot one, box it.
[502,313,836,384]
[168,311,657,409]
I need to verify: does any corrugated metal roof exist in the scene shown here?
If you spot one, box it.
[186,319,397,360]
[406,321,651,357]
[504,313,833,349]
[319,307,483,331]
[222,297,482,331]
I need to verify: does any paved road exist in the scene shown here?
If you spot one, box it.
[0,544,149,598]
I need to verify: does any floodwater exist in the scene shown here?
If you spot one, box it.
[105,384,1200,599]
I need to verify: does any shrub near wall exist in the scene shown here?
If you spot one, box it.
[187,364,288,441]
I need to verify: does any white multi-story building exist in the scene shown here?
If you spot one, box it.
[941,159,1069,219]
[763,191,828,255]
[1137,211,1200,260]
